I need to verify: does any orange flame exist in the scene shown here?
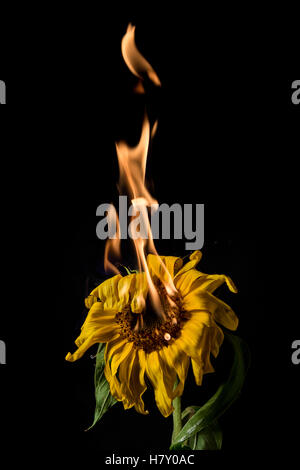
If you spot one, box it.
[116,114,157,206]
[104,23,177,316]
[121,23,161,89]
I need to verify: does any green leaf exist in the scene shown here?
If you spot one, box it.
[86,343,117,430]
[170,443,193,451]
[170,333,250,449]
[190,421,223,450]
[181,405,199,421]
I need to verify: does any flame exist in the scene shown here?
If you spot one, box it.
[116,114,156,205]
[121,23,161,88]
[133,237,166,319]
[115,113,177,312]
[116,118,166,316]
[103,23,177,317]
[151,120,158,139]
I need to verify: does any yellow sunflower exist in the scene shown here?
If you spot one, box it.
[66,250,238,418]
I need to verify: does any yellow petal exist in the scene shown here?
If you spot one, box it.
[110,341,133,376]
[65,331,119,362]
[145,351,174,417]
[210,323,224,358]
[130,273,148,313]
[165,256,183,277]
[118,348,148,414]
[191,359,204,385]
[89,274,122,310]
[174,251,202,279]
[79,302,115,333]
[117,274,136,311]
[65,303,119,362]
[174,268,203,297]
[183,290,238,331]
[174,312,223,385]
[160,345,190,398]
[147,254,183,283]
[175,268,237,298]
[135,349,148,413]
[175,312,212,360]
[85,294,98,309]
[157,349,177,399]
[104,338,132,402]
[104,360,122,400]
[191,357,214,386]
[188,323,217,385]
[118,347,136,409]
[105,336,128,363]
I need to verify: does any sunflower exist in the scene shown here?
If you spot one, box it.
[66,250,238,418]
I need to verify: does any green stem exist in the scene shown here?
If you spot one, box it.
[171,379,182,443]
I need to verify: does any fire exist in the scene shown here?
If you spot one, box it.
[104,23,177,317]
[115,114,156,205]
[121,23,161,91]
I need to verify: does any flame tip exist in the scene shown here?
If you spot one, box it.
[121,20,161,87]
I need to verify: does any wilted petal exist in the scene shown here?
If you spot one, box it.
[88,275,122,310]
[176,268,237,298]
[130,273,148,313]
[65,303,119,362]
[145,351,174,417]
[118,348,148,414]
[147,253,183,282]
[174,251,202,279]
[160,345,190,398]
[183,290,238,331]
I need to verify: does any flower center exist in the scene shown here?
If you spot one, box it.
[116,278,188,353]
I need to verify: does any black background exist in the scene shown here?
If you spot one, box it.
[0,8,299,466]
